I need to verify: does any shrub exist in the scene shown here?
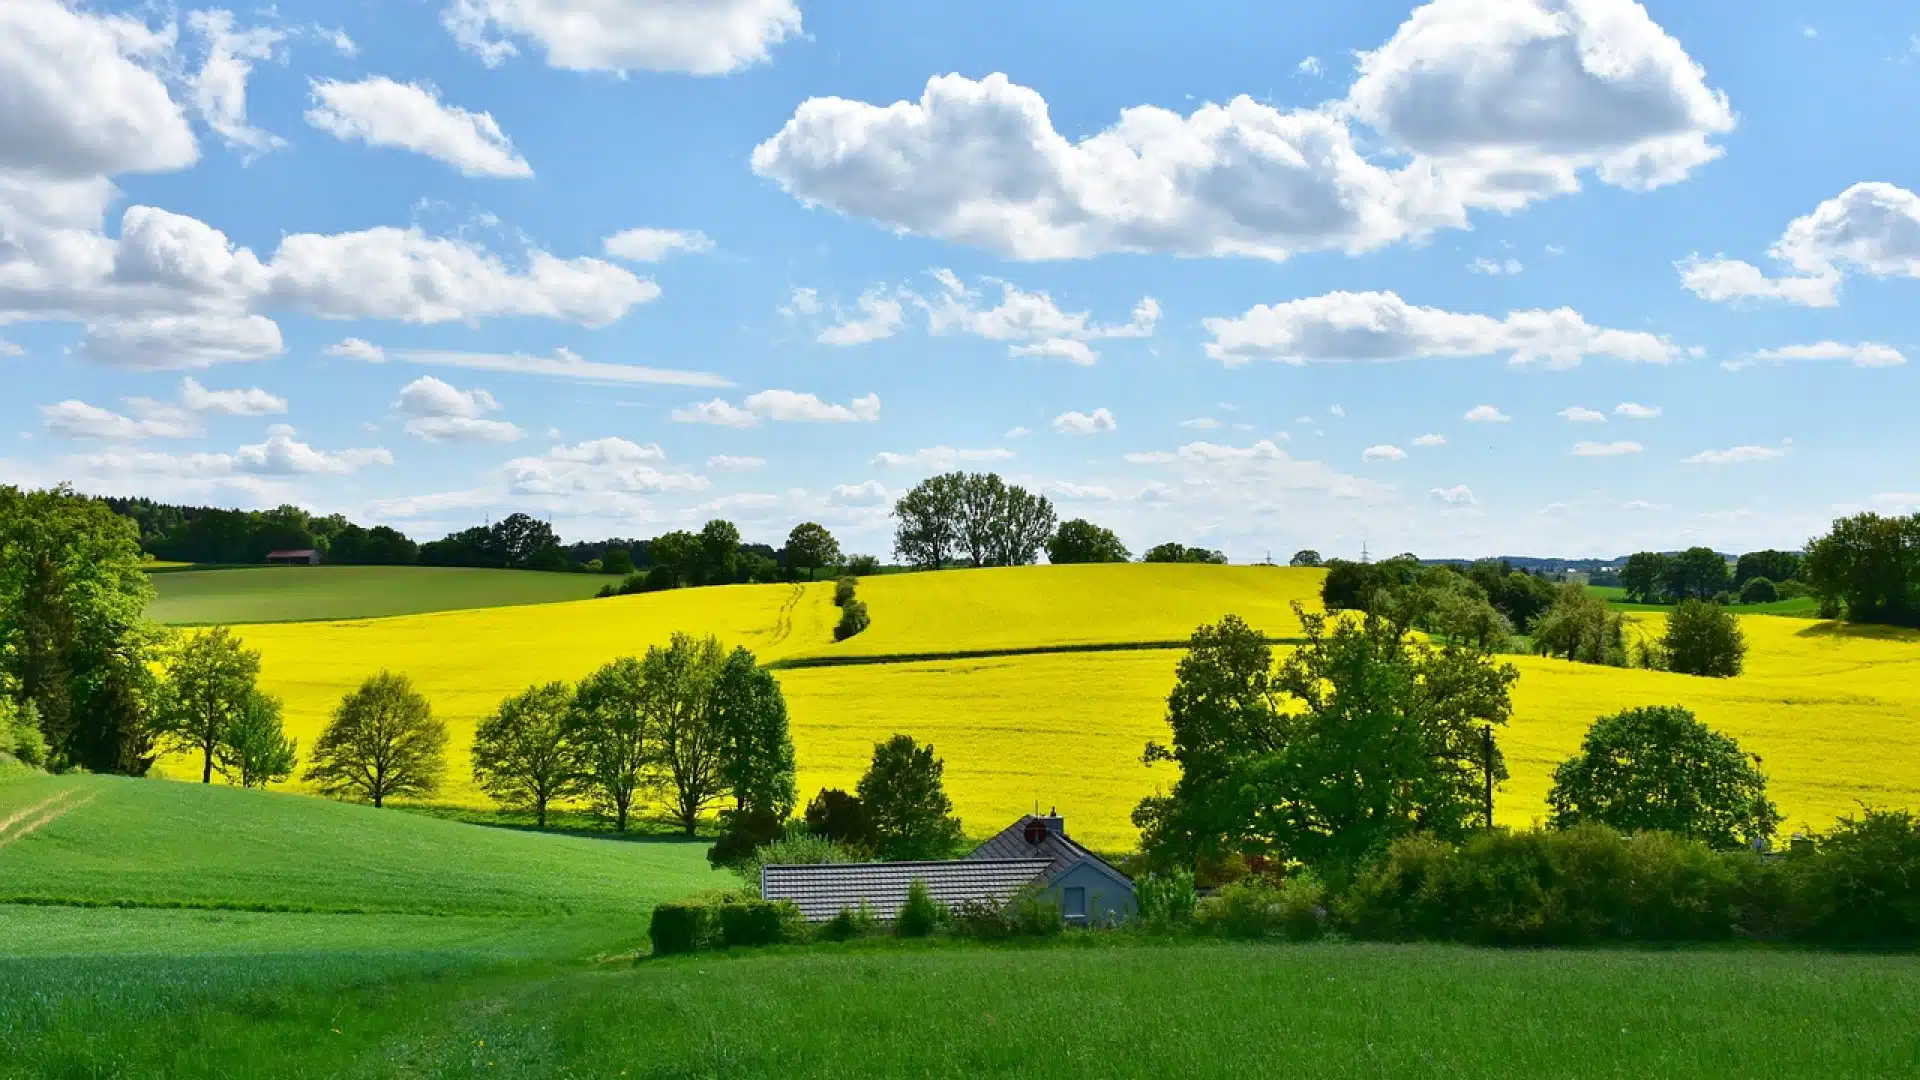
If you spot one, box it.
[1135,869,1198,929]
[1620,830,1740,941]
[649,902,709,956]
[1337,833,1456,942]
[1,698,46,768]
[833,576,858,607]
[717,899,802,948]
[949,898,1015,941]
[1792,808,1920,945]
[818,903,880,942]
[707,807,788,872]
[731,832,863,892]
[895,878,942,938]
[803,788,875,851]
[844,554,882,576]
[1739,576,1779,604]
[834,599,871,641]
[1276,871,1328,942]
[1198,879,1285,940]
[1007,885,1064,937]
[1663,600,1747,677]
[1547,705,1780,849]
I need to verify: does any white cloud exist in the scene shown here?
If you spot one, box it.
[1412,433,1447,447]
[395,375,521,442]
[1181,417,1224,431]
[326,338,385,362]
[921,270,1159,363]
[1298,56,1323,77]
[675,390,880,427]
[1683,444,1787,466]
[0,0,198,179]
[1464,405,1510,423]
[707,454,766,471]
[1614,402,1662,419]
[1,340,23,357]
[395,347,729,387]
[817,290,905,346]
[549,437,665,464]
[1430,484,1475,506]
[1572,440,1642,457]
[604,228,714,262]
[1203,290,1679,369]
[76,314,286,369]
[1724,342,1906,371]
[1010,338,1098,366]
[872,446,1016,469]
[502,438,708,499]
[1004,426,1031,439]
[1362,444,1407,462]
[1469,257,1524,275]
[306,77,532,178]
[1052,408,1117,436]
[1675,255,1837,307]
[442,0,802,75]
[1621,499,1667,512]
[1328,404,1347,418]
[234,433,393,475]
[780,287,822,317]
[180,377,286,416]
[1559,405,1606,423]
[41,399,190,441]
[829,480,891,505]
[404,416,524,444]
[187,10,287,159]
[1121,439,1382,501]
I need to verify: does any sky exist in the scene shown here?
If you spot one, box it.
[3,0,1918,562]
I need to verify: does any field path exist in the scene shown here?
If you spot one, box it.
[0,788,94,850]
[768,583,805,648]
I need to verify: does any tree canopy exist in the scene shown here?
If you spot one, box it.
[304,671,446,808]
[1663,600,1747,678]
[1547,705,1780,848]
[1803,512,1920,627]
[1046,519,1130,564]
[858,735,966,861]
[893,472,1055,570]
[784,523,841,580]
[216,691,298,789]
[1142,543,1228,565]
[157,626,263,784]
[471,681,580,827]
[567,658,651,831]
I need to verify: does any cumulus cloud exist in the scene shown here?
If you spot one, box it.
[1051,408,1117,435]
[1614,402,1661,419]
[1004,426,1031,439]
[1559,405,1606,423]
[1430,484,1475,506]
[779,287,822,317]
[1362,444,1408,462]
[1683,444,1787,465]
[753,3,1732,262]
[919,270,1159,362]
[1413,433,1447,447]
[603,227,714,262]
[1676,255,1837,307]
[188,10,288,159]
[1469,257,1524,275]
[1724,341,1906,370]
[675,390,881,427]
[828,480,891,505]
[1122,439,1381,500]
[1010,338,1097,365]
[41,400,189,441]
[235,433,393,475]
[1681,183,1920,306]
[442,0,802,74]
[1181,417,1224,431]
[1572,440,1642,457]
[396,375,522,443]
[306,77,532,178]
[76,314,286,369]
[502,437,708,499]
[1464,405,1510,423]
[180,377,286,416]
[817,290,906,346]
[1202,290,1679,368]
[872,446,1015,469]
[707,454,766,471]
[326,338,385,362]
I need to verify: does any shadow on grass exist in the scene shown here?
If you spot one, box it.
[1793,620,1920,644]
[396,804,715,847]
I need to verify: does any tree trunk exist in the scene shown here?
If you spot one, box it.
[201,748,213,784]
[616,804,627,832]
[536,800,547,829]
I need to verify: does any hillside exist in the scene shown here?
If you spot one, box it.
[147,566,615,624]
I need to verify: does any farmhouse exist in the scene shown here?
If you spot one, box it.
[762,813,1136,925]
[265,549,320,565]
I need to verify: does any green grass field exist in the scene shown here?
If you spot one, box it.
[1589,584,1820,617]
[146,566,615,624]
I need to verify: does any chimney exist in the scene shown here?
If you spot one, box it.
[1037,807,1064,836]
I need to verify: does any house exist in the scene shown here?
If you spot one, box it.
[265,549,319,565]
[760,812,1136,925]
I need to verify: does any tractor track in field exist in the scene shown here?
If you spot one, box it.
[0,788,96,850]
[768,634,1309,670]
[767,582,805,648]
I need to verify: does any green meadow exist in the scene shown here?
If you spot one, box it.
[145,566,614,625]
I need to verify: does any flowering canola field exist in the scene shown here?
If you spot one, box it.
[172,565,1920,851]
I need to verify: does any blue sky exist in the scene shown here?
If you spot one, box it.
[4,0,1918,561]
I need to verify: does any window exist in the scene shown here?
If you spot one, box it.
[1063,886,1087,919]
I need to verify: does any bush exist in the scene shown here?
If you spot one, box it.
[834,598,870,641]
[895,878,942,938]
[717,899,802,948]
[1198,879,1285,940]
[844,555,882,576]
[1135,870,1198,929]
[1276,871,1328,942]
[1792,808,1920,945]
[1337,834,1456,942]
[1007,885,1064,937]
[803,788,875,850]
[949,898,1016,941]
[731,832,863,892]
[1547,705,1780,849]
[1739,577,1779,604]
[1664,599,1747,677]
[649,902,710,956]
[833,576,857,607]
[1621,831,1740,941]
[1,698,46,768]
[707,807,787,872]
[818,903,880,942]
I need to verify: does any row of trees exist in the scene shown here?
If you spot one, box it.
[105,498,420,566]
[1619,547,1804,605]
[893,473,1060,570]
[1804,511,1920,627]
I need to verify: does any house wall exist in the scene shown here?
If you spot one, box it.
[1046,861,1136,925]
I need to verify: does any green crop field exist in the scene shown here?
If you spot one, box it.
[146,566,617,624]
[1589,584,1820,617]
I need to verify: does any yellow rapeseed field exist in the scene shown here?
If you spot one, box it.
[170,566,1920,851]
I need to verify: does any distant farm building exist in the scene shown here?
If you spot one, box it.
[761,813,1136,925]
[265,549,320,565]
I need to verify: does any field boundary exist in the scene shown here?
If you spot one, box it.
[769,635,1307,670]
[0,895,570,918]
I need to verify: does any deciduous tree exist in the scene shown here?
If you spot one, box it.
[892,473,964,570]
[216,691,297,789]
[568,657,651,831]
[641,633,729,836]
[1529,584,1628,667]
[1663,600,1746,677]
[991,484,1057,567]
[1735,549,1802,589]
[1803,512,1920,627]
[1547,705,1780,848]
[784,523,841,581]
[157,626,261,784]
[473,681,580,827]
[305,671,446,808]
[1046,519,1131,565]
[697,520,741,585]
[858,735,965,861]
[1289,550,1323,568]
[712,648,797,820]
[1619,551,1671,603]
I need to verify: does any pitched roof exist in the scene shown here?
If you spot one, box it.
[761,859,1051,922]
[265,549,316,558]
[966,814,1123,880]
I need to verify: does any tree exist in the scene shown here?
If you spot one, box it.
[1546,705,1780,848]
[647,530,702,589]
[157,626,262,784]
[957,472,1008,568]
[712,648,797,820]
[1619,552,1672,604]
[2,696,47,768]
[1143,543,1228,565]
[1663,599,1746,677]
[991,484,1057,567]
[1289,550,1323,568]
[857,735,965,860]
[1740,577,1779,604]
[568,657,651,831]
[1529,584,1628,667]
[492,513,561,568]
[1736,549,1802,589]
[472,682,580,827]
[804,788,876,850]
[892,473,964,570]
[784,523,841,581]
[0,485,166,773]
[1136,608,1516,873]
[697,520,741,586]
[1665,547,1733,602]
[304,671,446,808]
[1047,519,1131,565]
[601,547,635,576]
[1803,512,1920,627]
[641,633,730,836]
[215,691,297,789]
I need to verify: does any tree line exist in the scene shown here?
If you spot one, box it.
[891,472,1230,570]
[105,498,419,566]
[1618,546,1805,606]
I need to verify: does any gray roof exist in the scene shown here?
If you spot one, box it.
[966,815,1119,878]
[761,859,1051,922]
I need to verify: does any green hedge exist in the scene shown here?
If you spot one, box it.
[648,902,710,956]
[649,897,804,956]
